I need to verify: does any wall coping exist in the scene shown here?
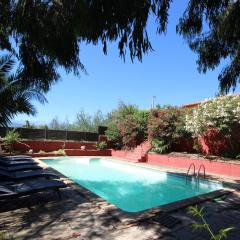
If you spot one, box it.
[148,152,240,165]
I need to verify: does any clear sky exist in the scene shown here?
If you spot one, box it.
[13,0,239,125]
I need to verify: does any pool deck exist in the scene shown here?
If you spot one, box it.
[0,157,240,239]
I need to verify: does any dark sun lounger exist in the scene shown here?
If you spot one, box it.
[0,164,41,172]
[0,160,37,166]
[0,179,66,200]
[0,156,34,162]
[0,155,32,161]
[0,169,59,181]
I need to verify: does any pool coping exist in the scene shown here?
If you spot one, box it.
[35,156,235,224]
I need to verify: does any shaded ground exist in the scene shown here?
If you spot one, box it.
[0,185,239,240]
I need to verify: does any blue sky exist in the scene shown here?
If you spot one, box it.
[14,0,239,125]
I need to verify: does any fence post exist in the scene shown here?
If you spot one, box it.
[45,128,47,140]
[65,130,68,140]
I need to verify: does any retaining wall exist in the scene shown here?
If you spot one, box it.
[147,153,240,179]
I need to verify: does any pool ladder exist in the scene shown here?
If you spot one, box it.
[186,163,206,180]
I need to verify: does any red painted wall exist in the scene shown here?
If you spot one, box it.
[11,140,97,152]
[147,153,240,179]
[111,150,128,158]
[65,149,111,156]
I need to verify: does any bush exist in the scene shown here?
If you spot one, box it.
[105,122,123,149]
[185,95,240,136]
[3,129,21,154]
[106,102,149,149]
[150,138,170,154]
[96,141,108,150]
[185,95,240,157]
[148,107,191,153]
[118,115,140,148]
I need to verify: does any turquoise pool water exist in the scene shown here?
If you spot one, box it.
[43,157,223,212]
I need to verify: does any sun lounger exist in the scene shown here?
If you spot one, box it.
[0,179,66,200]
[0,159,37,166]
[0,164,41,172]
[0,155,34,162]
[0,169,59,181]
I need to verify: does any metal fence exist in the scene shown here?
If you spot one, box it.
[0,127,99,142]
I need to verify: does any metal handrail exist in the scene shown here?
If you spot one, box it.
[186,163,196,177]
[197,164,206,179]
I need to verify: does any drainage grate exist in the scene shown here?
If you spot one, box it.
[151,212,181,228]
[137,212,181,229]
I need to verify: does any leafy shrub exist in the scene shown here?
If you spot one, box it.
[185,95,240,157]
[148,107,191,153]
[118,115,140,148]
[185,95,240,136]
[3,129,21,154]
[106,102,149,149]
[105,122,123,149]
[96,141,108,150]
[150,138,170,154]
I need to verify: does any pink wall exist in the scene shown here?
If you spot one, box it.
[147,153,240,179]
[111,150,128,158]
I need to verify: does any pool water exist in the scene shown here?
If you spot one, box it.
[43,157,223,212]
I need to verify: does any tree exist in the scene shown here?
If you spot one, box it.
[0,55,46,127]
[22,120,36,129]
[49,116,61,130]
[177,0,240,93]
[1,0,239,96]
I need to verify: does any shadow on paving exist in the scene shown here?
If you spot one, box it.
[0,167,239,239]
[0,185,183,240]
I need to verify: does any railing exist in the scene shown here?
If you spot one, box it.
[186,163,196,177]
[197,164,206,179]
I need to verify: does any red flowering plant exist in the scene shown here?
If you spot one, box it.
[148,107,191,153]
[118,111,149,149]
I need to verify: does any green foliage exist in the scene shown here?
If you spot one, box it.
[48,110,107,132]
[106,102,149,149]
[148,107,191,153]
[0,1,171,92]
[185,95,240,157]
[3,129,20,154]
[177,1,240,93]
[96,141,108,150]
[150,138,170,154]
[188,205,234,240]
[0,55,46,127]
[185,95,240,136]
[22,120,36,129]
[105,122,123,149]
[1,0,238,95]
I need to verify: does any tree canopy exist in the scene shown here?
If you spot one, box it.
[0,0,239,97]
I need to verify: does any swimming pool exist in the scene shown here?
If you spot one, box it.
[43,157,223,212]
